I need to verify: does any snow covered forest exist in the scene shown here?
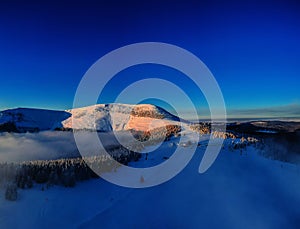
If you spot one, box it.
[0,128,264,201]
[0,148,144,201]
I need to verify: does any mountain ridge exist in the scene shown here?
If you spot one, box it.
[0,104,182,133]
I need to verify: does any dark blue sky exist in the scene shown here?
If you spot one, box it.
[1,0,300,118]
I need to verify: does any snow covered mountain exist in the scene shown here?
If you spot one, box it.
[63,103,181,132]
[0,108,70,132]
[0,104,182,132]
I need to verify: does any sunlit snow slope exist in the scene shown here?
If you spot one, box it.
[63,104,181,131]
[0,104,182,132]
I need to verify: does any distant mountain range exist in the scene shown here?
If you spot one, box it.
[0,104,182,133]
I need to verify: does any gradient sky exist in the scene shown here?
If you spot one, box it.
[0,0,299,119]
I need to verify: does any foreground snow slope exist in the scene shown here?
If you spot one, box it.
[0,104,182,132]
[1,138,300,228]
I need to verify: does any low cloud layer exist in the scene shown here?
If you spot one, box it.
[227,103,300,118]
[0,131,133,163]
[0,131,77,162]
[182,103,300,120]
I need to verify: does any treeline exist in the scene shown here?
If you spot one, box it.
[1,149,141,201]
[0,121,19,133]
[190,123,211,135]
[131,124,181,143]
[130,107,165,119]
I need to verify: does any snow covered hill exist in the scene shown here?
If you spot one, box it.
[0,104,182,132]
[63,103,181,132]
[0,108,70,132]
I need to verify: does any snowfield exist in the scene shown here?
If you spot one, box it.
[1,136,300,228]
